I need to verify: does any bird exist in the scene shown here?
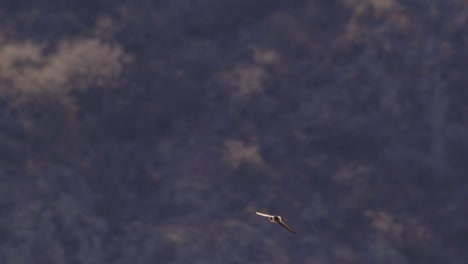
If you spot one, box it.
[256,212,297,234]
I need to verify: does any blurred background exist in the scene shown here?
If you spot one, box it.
[0,0,467,263]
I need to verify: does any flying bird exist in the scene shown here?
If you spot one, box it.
[256,212,296,234]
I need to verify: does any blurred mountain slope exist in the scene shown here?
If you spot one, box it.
[0,0,467,263]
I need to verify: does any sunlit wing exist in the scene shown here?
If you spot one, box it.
[277,219,297,234]
[256,212,273,218]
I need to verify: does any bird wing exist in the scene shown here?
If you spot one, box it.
[256,212,273,218]
[277,219,297,234]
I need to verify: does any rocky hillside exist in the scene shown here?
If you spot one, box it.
[1,0,467,263]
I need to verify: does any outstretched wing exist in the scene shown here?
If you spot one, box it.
[256,212,273,218]
[277,219,297,234]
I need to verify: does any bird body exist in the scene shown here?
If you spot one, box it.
[256,212,296,234]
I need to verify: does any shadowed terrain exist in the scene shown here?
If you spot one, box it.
[1,0,467,263]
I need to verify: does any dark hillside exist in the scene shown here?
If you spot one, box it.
[0,0,467,263]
